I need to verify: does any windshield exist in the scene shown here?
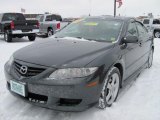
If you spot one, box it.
[55,18,123,42]
[143,19,150,24]
[36,15,44,22]
[2,13,25,21]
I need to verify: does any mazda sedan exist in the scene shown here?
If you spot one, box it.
[4,16,154,111]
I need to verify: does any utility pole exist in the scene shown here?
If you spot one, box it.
[114,0,116,17]
[89,0,92,16]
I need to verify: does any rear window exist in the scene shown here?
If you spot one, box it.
[143,19,150,24]
[2,13,25,21]
[153,19,160,24]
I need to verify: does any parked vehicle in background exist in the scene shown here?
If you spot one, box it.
[37,14,62,37]
[0,13,39,42]
[143,18,160,38]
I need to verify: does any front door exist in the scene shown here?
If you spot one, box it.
[135,22,152,66]
[124,21,143,79]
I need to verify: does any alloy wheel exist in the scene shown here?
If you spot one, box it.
[99,69,120,109]
[48,30,53,37]
[155,31,160,38]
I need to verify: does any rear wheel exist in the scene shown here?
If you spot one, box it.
[47,29,53,37]
[154,31,160,38]
[4,31,12,42]
[28,34,36,41]
[98,67,121,109]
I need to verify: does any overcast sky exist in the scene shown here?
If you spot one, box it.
[0,0,159,18]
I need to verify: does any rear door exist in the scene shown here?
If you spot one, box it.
[43,15,52,33]
[39,15,45,32]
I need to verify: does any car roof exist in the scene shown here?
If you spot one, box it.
[85,15,134,22]
[0,13,23,15]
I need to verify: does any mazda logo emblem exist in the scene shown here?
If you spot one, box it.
[19,66,28,75]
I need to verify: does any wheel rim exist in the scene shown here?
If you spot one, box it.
[99,73,120,108]
[149,50,153,67]
[106,73,119,104]
[155,32,160,38]
[48,31,52,37]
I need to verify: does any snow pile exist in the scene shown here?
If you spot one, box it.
[0,37,160,120]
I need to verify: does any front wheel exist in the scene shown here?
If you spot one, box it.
[148,49,154,68]
[98,67,121,109]
[4,31,12,42]
[28,34,36,41]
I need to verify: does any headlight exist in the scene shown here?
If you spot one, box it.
[49,67,98,80]
[8,55,14,66]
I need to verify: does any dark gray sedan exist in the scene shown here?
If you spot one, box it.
[4,16,154,111]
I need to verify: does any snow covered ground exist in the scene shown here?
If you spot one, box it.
[0,36,160,120]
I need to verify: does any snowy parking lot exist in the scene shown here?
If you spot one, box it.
[0,36,160,120]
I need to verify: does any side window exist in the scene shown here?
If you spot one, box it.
[127,22,138,36]
[52,15,62,21]
[39,16,44,22]
[136,22,147,36]
[56,16,62,21]
[153,19,160,24]
[45,15,52,21]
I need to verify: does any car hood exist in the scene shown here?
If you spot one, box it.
[14,38,114,68]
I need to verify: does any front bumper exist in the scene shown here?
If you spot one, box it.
[12,29,39,35]
[4,62,101,112]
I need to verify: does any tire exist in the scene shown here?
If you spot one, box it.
[4,31,12,42]
[47,29,53,37]
[154,31,160,38]
[98,67,121,109]
[28,34,36,41]
[148,49,154,68]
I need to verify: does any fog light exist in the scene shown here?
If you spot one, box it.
[87,80,99,87]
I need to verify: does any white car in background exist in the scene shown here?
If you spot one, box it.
[143,18,160,38]
[37,14,62,37]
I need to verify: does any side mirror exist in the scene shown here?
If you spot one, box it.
[122,36,138,43]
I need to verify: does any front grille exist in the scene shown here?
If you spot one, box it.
[14,61,46,77]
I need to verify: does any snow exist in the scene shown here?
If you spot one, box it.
[0,36,160,120]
